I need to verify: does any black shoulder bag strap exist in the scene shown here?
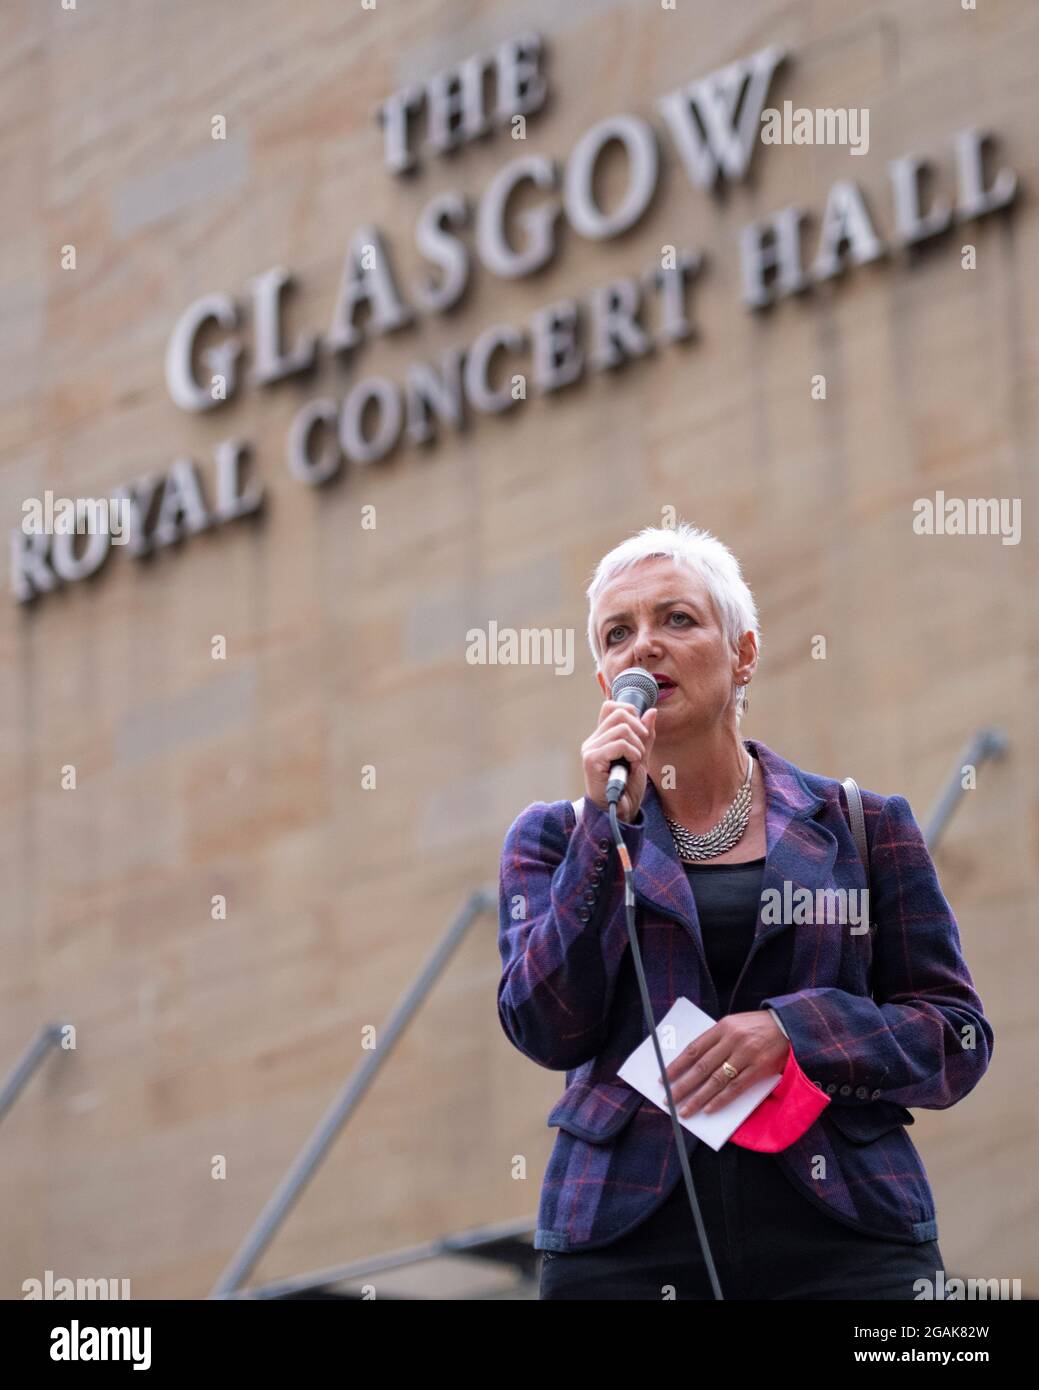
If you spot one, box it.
[841,776,875,934]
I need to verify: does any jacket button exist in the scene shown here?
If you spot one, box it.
[871,1089,882,1100]
[598,839,610,851]
[855,1086,868,1099]
[839,1085,851,1096]
[593,857,606,870]
[811,1079,822,1088]
[583,889,596,904]
[826,1083,837,1094]
[577,907,590,921]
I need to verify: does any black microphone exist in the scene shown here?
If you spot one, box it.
[605,667,659,805]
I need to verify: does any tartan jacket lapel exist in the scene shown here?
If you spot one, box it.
[634,739,839,976]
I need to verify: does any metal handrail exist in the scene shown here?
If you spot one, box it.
[923,727,1008,849]
[0,1024,65,1124]
[218,1215,538,1300]
[209,885,498,1297]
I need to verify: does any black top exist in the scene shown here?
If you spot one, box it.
[683,858,765,1015]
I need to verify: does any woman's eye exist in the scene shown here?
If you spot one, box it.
[607,614,693,644]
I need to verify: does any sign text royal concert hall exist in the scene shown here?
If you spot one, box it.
[11,35,1018,603]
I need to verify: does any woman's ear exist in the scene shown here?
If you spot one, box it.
[734,630,758,685]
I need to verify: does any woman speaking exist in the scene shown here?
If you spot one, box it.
[497,522,993,1300]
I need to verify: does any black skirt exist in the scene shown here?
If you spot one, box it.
[539,1135,944,1300]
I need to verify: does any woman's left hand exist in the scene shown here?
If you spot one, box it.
[659,1011,791,1116]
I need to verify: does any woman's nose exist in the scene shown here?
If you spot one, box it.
[633,631,662,664]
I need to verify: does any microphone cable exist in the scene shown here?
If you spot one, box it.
[607,795,726,1300]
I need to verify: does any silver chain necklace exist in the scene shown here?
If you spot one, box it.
[665,751,754,862]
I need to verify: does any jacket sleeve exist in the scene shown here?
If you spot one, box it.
[497,796,647,1071]
[761,793,993,1110]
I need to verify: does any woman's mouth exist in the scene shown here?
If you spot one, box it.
[654,678,678,701]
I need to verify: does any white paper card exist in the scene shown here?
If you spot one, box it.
[616,997,782,1151]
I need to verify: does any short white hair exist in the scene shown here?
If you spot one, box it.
[585,522,761,720]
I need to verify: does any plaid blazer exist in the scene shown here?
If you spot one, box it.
[497,738,993,1251]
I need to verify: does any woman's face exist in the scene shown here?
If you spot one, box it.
[592,556,754,732]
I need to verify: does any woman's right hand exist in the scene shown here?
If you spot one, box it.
[582,700,658,824]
